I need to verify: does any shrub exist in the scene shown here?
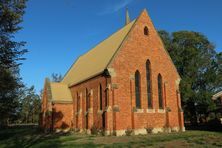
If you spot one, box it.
[100,129,106,136]
[208,112,216,120]
[145,127,153,134]
[125,128,133,136]
[207,118,221,127]
[90,125,99,135]
[216,113,222,119]
[166,107,171,112]
[113,131,117,136]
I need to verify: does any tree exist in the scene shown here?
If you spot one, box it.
[20,86,41,123]
[0,0,27,127]
[159,30,222,124]
[51,73,63,82]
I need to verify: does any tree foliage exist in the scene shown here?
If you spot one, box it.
[159,30,222,124]
[51,73,63,82]
[19,86,41,123]
[0,0,27,126]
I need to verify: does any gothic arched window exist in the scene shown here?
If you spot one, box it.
[135,70,141,108]
[158,74,163,109]
[77,92,80,112]
[99,84,103,110]
[105,88,108,107]
[86,88,89,110]
[146,60,152,108]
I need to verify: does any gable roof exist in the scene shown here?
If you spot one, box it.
[50,82,73,102]
[212,91,222,100]
[62,20,136,86]
[61,9,181,87]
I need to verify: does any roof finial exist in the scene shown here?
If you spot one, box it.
[125,7,130,25]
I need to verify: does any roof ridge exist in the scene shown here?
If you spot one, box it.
[106,19,138,68]
[106,9,151,69]
[212,91,222,99]
[82,20,136,57]
[61,56,82,82]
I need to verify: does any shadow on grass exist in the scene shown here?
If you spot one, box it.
[1,125,222,148]
[0,125,86,148]
[185,120,222,133]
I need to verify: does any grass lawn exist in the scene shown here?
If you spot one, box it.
[0,126,222,148]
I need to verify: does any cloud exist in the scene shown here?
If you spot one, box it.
[98,0,133,15]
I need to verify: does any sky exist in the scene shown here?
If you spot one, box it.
[16,0,222,93]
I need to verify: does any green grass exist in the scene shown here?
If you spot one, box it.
[0,127,222,148]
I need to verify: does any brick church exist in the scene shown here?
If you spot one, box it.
[40,9,185,136]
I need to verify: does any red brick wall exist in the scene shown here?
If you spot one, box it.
[70,75,110,130]
[52,103,73,129]
[108,10,184,131]
[40,82,74,130]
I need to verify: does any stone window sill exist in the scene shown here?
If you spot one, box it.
[75,109,82,115]
[97,110,103,114]
[134,109,144,113]
[158,109,165,113]
[87,108,93,113]
[105,106,112,112]
[147,109,155,113]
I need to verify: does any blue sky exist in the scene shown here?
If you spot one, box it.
[17,0,222,93]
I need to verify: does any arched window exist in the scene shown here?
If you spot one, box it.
[105,88,108,107]
[99,84,103,110]
[86,88,89,110]
[77,92,79,112]
[146,60,152,108]
[135,70,141,108]
[144,26,149,36]
[85,89,89,129]
[158,74,163,109]
[76,92,79,128]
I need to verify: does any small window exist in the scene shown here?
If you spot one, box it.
[144,26,149,36]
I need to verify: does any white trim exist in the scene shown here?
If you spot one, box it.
[74,126,185,136]
[90,89,93,95]
[134,128,147,135]
[114,130,126,136]
[135,109,144,113]
[171,127,179,132]
[181,127,186,132]
[152,128,164,133]
[106,106,112,112]
[76,109,82,115]
[147,109,155,113]
[158,109,165,113]
[97,110,103,114]
[55,128,71,133]
[212,91,222,100]
[88,108,93,113]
